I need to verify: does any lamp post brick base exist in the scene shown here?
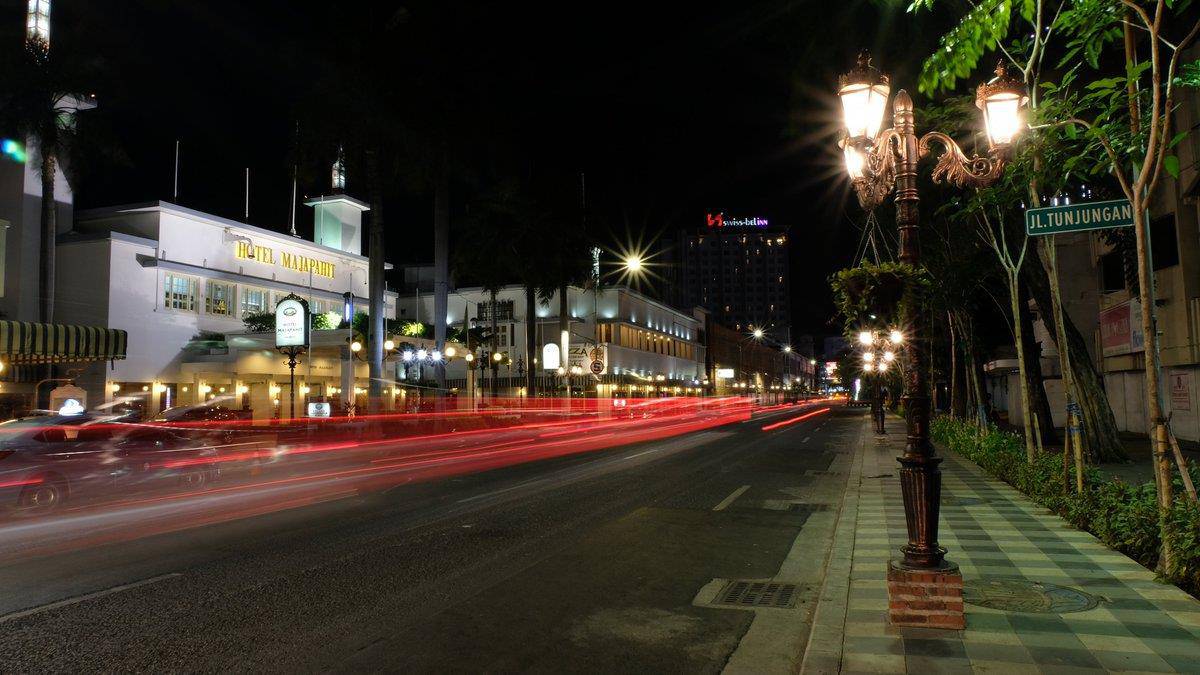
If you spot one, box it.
[886,559,965,629]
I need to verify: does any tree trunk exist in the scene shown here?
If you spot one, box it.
[1020,283,1059,446]
[432,147,450,391]
[525,285,536,397]
[1132,205,1173,567]
[366,152,385,412]
[949,312,964,418]
[1022,237,1128,461]
[1010,276,1036,461]
[40,147,56,324]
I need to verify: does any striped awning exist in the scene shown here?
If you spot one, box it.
[0,321,128,364]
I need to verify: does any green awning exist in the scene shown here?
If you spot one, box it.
[0,321,128,364]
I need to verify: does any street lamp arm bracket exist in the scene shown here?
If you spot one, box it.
[848,129,901,210]
[917,131,1006,188]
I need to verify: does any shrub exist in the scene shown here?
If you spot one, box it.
[931,416,1200,598]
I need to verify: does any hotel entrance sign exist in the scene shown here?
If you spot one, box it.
[275,297,309,348]
[1025,199,1133,236]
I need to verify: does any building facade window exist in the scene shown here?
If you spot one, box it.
[163,273,198,312]
[205,280,235,316]
[241,287,269,315]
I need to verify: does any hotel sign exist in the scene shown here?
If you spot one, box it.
[236,241,336,278]
[275,297,309,348]
[706,213,769,228]
[1025,199,1133,236]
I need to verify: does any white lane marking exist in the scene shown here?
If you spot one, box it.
[713,485,751,511]
[623,448,663,460]
[802,436,810,444]
[457,479,546,503]
[0,572,182,623]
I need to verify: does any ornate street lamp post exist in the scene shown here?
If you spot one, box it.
[837,52,1026,623]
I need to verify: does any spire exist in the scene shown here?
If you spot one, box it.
[332,145,346,191]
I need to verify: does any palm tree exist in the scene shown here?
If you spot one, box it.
[0,38,92,323]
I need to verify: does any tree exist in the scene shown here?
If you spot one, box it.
[917,0,1200,566]
[0,37,92,323]
[914,0,1131,462]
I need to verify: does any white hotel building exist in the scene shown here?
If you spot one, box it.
[398,285,708,395]
[57,197,397,417]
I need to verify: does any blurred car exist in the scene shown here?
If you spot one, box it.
[0,414,220,516]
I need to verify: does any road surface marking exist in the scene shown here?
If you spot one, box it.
[0,572,182,623]
[802,436,810,444]
[457,479,546,503]
[713,485,751,511]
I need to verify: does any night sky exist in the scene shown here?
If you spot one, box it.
[4,0,955,342]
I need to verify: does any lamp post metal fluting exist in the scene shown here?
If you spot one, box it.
[838,52,1026,573]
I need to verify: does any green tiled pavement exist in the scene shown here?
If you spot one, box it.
[802,413,1200,674]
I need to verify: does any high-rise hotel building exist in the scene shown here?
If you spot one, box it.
[676,213,790,340]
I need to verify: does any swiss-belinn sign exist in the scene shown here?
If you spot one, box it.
[1025,199,1134,236]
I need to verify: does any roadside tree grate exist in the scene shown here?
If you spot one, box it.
[716,581,800,608]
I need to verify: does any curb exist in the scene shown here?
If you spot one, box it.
[798,416,867,673]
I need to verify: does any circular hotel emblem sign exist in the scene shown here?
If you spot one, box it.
[964,578,1099,614]
[275,297,309,348]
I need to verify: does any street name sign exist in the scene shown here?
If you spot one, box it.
[1025,199,1133,236]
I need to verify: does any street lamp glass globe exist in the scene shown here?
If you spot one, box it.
[752,328,764,339]
[444,346,456,358]
[416,349,427,360]
[843,145,866,179]
[783,345,792,353]
[493,351,503,362]
[982,93,1023,146]
[624,256,644,272]
[883,350,895,362]
[889,329,903,344]
[384,339,395,351]
[863,362,874,372]
[402,351,414,362]
[858,330,873,346]
[878,362,889,372]
[863,352,875,363]
[464,353,474,362]
[350,341,362,352]
[430,350,442,362]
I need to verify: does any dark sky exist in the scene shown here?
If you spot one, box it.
[5,0,954,341]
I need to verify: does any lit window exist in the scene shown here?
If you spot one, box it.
[163,273,198,312]
[205,280,235,316]
[241,287,269,315]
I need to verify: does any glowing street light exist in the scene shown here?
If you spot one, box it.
[752,328,764,339]
[623,256,644,273]
[889,329,904,345]
[858,330,873,346]
[350,340,362,353]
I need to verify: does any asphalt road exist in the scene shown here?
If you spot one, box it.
[0,403,863,673]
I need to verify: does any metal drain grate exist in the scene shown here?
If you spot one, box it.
[716,581,800,608]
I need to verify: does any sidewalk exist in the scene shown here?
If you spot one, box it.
[802,413,1200,674]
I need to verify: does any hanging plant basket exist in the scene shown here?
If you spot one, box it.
[831,262,930,331]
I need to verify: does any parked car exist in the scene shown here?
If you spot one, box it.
[0,414,220,516]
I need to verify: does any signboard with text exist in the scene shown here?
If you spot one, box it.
[1100,299,1144,357]
[1170,370,1192,411]
[275,297,309,348]
[1025,199,1133,236]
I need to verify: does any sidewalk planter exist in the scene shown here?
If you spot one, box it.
[931,416,1200,598]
